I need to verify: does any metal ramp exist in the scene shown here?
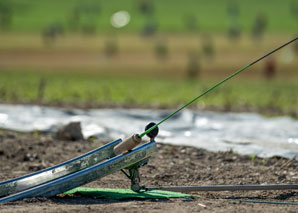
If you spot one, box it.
[0,138,156,203]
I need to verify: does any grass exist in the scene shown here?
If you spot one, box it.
[4,0,298,33]
[0,20,296,117]
[0,70,297,117]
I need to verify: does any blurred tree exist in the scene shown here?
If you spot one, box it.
[42,23,64,46]
[290,0,298,21]
[137,0,158,37]
[227,0,240,17]
[154,39,169,61]
[201,35,215,61]
[226,0,242,40]
[251,13,268,40]
[104,39,118,58]
[0,0,13,30]
[183,14,199,33]
[228,24,242,40]
[263,56,276,80]
[67,2,100,35]
[137,0,154,15]
[81,4,100,35]
[141,19,158,36]
[68,7,81,32]
[186,51,201,80]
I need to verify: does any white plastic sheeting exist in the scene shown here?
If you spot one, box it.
[0,104,297,158]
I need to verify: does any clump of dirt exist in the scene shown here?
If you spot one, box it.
[0,130,297,212]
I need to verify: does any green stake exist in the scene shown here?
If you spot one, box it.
[139,37,298,138]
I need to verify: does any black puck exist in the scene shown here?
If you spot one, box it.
[145,122,159,139]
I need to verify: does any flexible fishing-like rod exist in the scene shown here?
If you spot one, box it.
[140,36,298,138]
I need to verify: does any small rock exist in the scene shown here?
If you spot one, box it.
[23,153,39,162]
[6,133,17,139]
[55,122,84,141]
[278,174,287,181]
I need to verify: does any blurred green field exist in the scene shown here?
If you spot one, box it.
[0,70,297,117]
[0,1,297,117]
[3,0,298,33]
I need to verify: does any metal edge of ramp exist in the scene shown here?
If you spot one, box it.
[0,139,122,197]
[150,184,298,192]
[0,141,156,203]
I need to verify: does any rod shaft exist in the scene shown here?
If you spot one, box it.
[149,184,298,192]
[140,36,298,138]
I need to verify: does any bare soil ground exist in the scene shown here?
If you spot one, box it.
[0,130,297,212]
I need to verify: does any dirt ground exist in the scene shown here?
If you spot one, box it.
[0,130,297,212]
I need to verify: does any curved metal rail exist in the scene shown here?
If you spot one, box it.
[150,184,298,192]
[0,141,156,203]
[0,139,122,197]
